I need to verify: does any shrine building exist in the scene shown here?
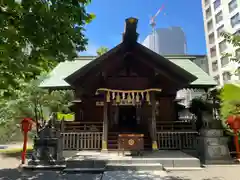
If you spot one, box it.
[40,18,217,151]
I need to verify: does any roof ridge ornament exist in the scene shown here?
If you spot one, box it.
[122,17,139,44]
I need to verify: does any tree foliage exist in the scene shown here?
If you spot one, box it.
[221,32,240,61]
[218,83,240,135]
[219,32,240,135]
[96,46,108,56]
[220,84,240,118]
[221,32,240,74]
[0,76,74,125]
[0,0,95,96]
[0,76,74,142]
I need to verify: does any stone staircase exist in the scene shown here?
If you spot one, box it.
[63,150,202,172]
[64,157,163,172]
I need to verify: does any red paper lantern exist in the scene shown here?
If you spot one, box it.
[226,115,235,126]
[232,120,240,131]
[226,115,240,159]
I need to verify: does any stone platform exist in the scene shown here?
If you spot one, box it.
[63,150,202,171]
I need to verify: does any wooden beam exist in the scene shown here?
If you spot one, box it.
[133,52,184,87]
[151,92,158,150]
[75,55,124,94]
[102,95,108,151]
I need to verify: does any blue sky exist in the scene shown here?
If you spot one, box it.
[81,0,206,56]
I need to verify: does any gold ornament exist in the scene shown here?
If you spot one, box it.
[152,141,158,150]
[102,140,107,149]
[127,93,131,103]
[106,91,110,102]
[116,92,120,103]
[128,139,135,146]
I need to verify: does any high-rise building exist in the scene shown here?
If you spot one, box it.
[142,27,187,55]
[202,0,240,85]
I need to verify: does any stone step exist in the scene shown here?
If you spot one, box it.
[106,163,163,171]
[65,152,201,169]
[164,167,204,171]
[107,157,201,168]
[107,159,165,164]
[22,164,66,170]
[66,160,106,169]
[158,158,201,168]
[63,167,105,173]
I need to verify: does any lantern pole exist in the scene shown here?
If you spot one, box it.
[21,118,33,164]
[234,128,240,159]
[21,131,28,164]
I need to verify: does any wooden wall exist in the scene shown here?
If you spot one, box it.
[74,75,178,123]
[75,98,103,122]
[157,97,176,122]
[74,96,177,124]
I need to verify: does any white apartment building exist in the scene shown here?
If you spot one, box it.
[142,27,187,55]
[202,0,240,85]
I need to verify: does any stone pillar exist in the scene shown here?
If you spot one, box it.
[151,93,158,150]
[197,112,232,164]
[102,99,108,151]
[55,130,64,162]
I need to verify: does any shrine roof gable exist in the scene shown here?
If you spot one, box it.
[39,55,217,89]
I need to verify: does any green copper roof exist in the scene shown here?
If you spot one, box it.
[168,57,217,86]
[40,55,217,88]
[39,59,92,88]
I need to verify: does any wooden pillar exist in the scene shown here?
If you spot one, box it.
[151,93,158,150]
[102,98,108,151]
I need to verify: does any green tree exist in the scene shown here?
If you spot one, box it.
[221,32,240,74]
[96,46,108,56]
[0,0,95,96]
[0,76,74,143]
[218,32,240,134]
[221,32,240,62]
[0,76,74,124]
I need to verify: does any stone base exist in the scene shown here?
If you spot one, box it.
[204,159,234,165]
[28,159,66,166]
[101,149,108,153]
[198,129,232,164]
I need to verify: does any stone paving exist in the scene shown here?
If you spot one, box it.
[1,154,240,180]
[1,168,240,180]
[0,170,168,180]
[166,166,240,180]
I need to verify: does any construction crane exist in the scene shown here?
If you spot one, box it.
[150,4,165,30]
[149,4,165,52]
